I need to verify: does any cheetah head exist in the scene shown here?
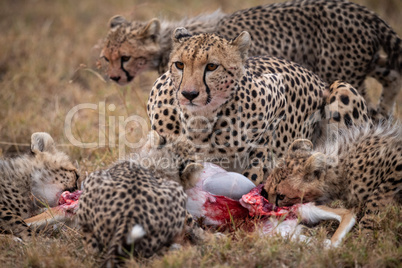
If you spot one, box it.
[169,28,250,114]
[99,15,161,85]
[30,132,79,207]
[264,139,328,207]
[139,131,203,189]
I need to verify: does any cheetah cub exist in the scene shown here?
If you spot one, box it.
[264,122,402,232]
[0,132,78,240]
[77,131,204,265]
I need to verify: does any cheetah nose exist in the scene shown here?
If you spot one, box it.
[110,76,121,82]
[182,90,199,101]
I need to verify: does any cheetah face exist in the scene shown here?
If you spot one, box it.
[264,139,326,207]
[31,164,78,207]
[30,133,79,207]
[100,16,161,85]
[169,28,250,114]
[265,165,304,206]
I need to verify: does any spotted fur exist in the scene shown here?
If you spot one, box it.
[99,10,225,85]
[147,30,370,185]
[264,122,402,231]
[77,131,205,265]
[0,133,78,240]
[101,0,401,117]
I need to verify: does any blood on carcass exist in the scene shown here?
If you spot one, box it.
[57,190,82,214]
[24,190,82,227]
[186,163,250,227]
[239,184,298,220]
[187,181,299,235]
[187,163,299,230]
[58,190,82,205]
[201,194,249,224]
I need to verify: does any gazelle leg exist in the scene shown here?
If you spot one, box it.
[297,204,356,247]
[317,206,356,247]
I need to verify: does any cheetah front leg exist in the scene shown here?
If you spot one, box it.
[184,211,209,243]
[359,187,399,234]
[0,205,32,241]
[147,75,182,137]
[321,81,372,144]
[326,81,371,128]
[369,63,402,119]
[241,147,276,185]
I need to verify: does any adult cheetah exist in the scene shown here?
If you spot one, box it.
[0,133,79,240]
[100,0,401,117]
[264,121,402,232]
[147,29,370,185]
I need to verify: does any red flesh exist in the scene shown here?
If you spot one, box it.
[57,190,82,214]
[199,184,299,228]
[202,195,249,224]
[240,184,298,220]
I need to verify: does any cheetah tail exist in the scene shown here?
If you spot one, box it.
[126,224,146,244]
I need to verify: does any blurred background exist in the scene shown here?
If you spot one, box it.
[0,0,401,172]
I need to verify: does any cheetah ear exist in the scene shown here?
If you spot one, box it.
[173,27,192,43]
[109,15,127,29]
[289,139,313,153]
[304,152,327,181]
[181,163,204,190]
[139,19,160,40]
[31,132,56,154]
[230,31,251,59]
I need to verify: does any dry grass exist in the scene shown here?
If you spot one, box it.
[0,204,400,267]
[0,0,401,267]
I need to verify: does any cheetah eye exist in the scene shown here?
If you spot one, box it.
[121,56,131,62]
[102,56,109,62]
[175,61,184,70]
[277,194,285,201]
[206,63,218,72]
